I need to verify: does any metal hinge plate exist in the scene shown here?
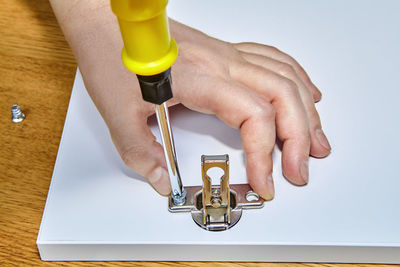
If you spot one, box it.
[168,155,264,231]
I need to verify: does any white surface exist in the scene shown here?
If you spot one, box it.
[37,0,400,263]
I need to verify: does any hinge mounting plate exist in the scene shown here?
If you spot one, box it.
[168,154,264,231]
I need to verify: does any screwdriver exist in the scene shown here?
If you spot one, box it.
[111,0,186,205]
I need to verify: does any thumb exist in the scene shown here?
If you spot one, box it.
[109,110,172,196]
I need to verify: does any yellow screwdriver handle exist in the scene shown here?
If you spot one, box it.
[111,0,178,76]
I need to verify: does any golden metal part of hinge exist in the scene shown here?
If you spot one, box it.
[169,154,265,231]
[201,154,230,226]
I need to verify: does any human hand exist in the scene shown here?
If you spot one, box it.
[168,20,331,200]
[51,2,331,200]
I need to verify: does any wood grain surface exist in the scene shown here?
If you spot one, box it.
[0,0,397,266]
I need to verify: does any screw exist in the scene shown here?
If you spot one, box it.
[172,188,187,206]
[11,105,25,123]
[211,196,222,208]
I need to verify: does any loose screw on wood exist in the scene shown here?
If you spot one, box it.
[11,104,25,123]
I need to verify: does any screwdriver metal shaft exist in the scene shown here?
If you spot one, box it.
[155,103,186,205]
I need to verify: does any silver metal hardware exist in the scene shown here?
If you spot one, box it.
[11,104,25,123]
[171,188,187,206]
[169,154,264,231]
[155,103,185,205]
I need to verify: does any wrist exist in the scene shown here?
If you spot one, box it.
[51,0,117,60]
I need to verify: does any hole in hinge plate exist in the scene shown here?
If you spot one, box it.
[246,191,260,202]
[206,167,225,185]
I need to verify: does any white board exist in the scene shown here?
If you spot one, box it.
[37,0,400,263]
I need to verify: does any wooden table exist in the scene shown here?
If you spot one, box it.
[0,1,395,266]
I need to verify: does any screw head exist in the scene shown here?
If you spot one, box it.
[172,188,187,206]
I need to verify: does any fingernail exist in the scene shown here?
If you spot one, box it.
[300,160,309,184]
[264,174,275,200]
[315,129,331,150]
[148,167,172,196]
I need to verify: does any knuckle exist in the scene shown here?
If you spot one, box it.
[277,63,296,78]
[281,78,298,96]
[120,145,143,169]
[252,100,275,121]
[120,141,162,180]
